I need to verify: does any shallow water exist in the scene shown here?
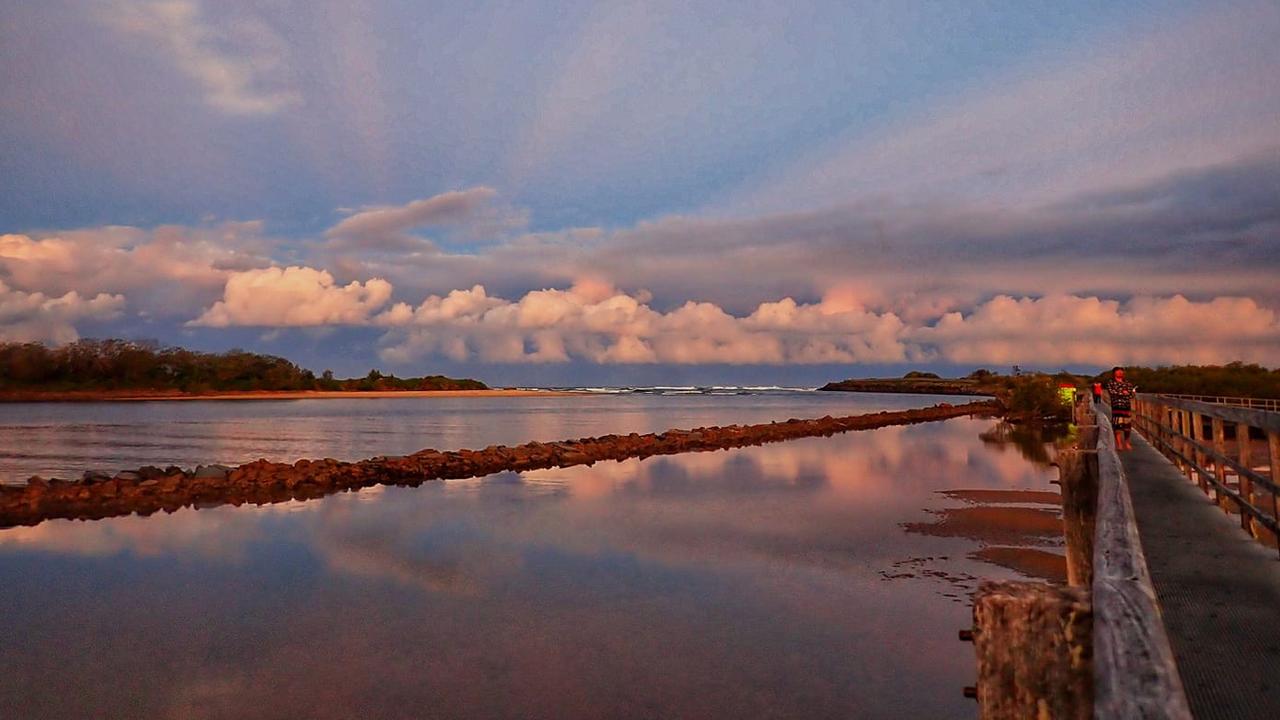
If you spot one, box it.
[0,391,977,482]
[0,397,1061,720]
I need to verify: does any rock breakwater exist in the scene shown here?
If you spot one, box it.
[0,400,999,528]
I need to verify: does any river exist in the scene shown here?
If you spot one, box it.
[0,391,1062,718]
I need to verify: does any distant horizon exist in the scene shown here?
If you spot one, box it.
[14,335,1276,390]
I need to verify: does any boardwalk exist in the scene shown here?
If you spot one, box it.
[1123,433,1280,719]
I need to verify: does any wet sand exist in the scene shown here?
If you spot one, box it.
[971,547,1068,583]
[940,489,1063,505]
[0,389,575,403]
[903,506,1064,545]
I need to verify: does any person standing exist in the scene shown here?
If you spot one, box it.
[1105,367,1137,451]
[1092,381,1104,404]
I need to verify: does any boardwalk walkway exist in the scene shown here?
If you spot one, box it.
[1124,432,1280,719]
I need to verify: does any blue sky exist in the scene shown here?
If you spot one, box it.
[1,0,1277,384]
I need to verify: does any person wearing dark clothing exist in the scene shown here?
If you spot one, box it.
[1105,367,1137,451]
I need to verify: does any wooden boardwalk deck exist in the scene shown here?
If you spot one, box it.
[1123,432,1280,719]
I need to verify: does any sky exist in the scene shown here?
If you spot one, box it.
[1,0,1278,385]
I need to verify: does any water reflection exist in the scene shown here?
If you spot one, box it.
[0,392,973,482]
[978,421,1071,467]
[0,416,1058,719]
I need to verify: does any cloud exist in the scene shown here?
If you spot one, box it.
[0,223,271,319]
[374,282,908,365]
[191,266,393,327]
[0,279,124,344]
[104,0,299,116]
[725,1,1280,216]
[316,149,1278,328]
[180,255,1280,367]
[910,294,1280,366]
[371,284,1279,367]
[325,188,506,250]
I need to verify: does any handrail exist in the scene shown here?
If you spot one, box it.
[1090,401,1193,719]
[1143,394,1280,433]
[1155,393,1280,412]
[1134,394,1280,552]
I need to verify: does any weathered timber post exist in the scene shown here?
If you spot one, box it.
[1238,422,1254,535]
[1270,431,1280,547]
[1180,409,1194,481]
[1212,417,1228,512]
[1058,428,1098,589]
[971,581,1092,720]
[1192,412,1208,492]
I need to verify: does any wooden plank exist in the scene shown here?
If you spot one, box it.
[1148,395,1280,434]
[972,581,1092,720]
[1092,411,1193,720]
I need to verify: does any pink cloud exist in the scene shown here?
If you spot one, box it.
[191,266,393,327]
[0,279,124,344]
[912,294,1280,365]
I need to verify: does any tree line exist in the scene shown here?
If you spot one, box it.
[0,339,487,393]
[1094,362,1279,399]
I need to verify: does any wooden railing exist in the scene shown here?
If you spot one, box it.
[1154,393,1280,412]
[1132,393,1280,553]
[1087,401,1192,720]
[967,399,1192,719]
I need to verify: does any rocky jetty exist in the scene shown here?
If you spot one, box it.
[0,400,999,528]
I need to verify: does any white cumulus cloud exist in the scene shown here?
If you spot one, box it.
[192,266,393,327]
[373,282,909,365]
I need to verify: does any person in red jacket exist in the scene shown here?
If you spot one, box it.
[1091,381,1103,404]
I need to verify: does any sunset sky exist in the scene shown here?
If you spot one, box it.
[2,0,1278,384]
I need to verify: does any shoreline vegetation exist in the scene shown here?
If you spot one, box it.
[0,388,569,403]
[819,377,999,397]
[0,339,488,400]
[823,370,1065,423]
[822,363,1280,423]
[0,399,998,528]
[822,364,1280,401]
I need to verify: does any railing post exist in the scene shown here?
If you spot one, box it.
[1212,417,1228,512]
[1271,432,1280,550]
[1181,410,1194,482]
[1238,423,1254,535]
[1192,412,1208,492]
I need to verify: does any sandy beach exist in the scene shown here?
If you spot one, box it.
[0,389,578,403]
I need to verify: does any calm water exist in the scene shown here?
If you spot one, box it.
[0,391,980,483]
[0,394,1060,719]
